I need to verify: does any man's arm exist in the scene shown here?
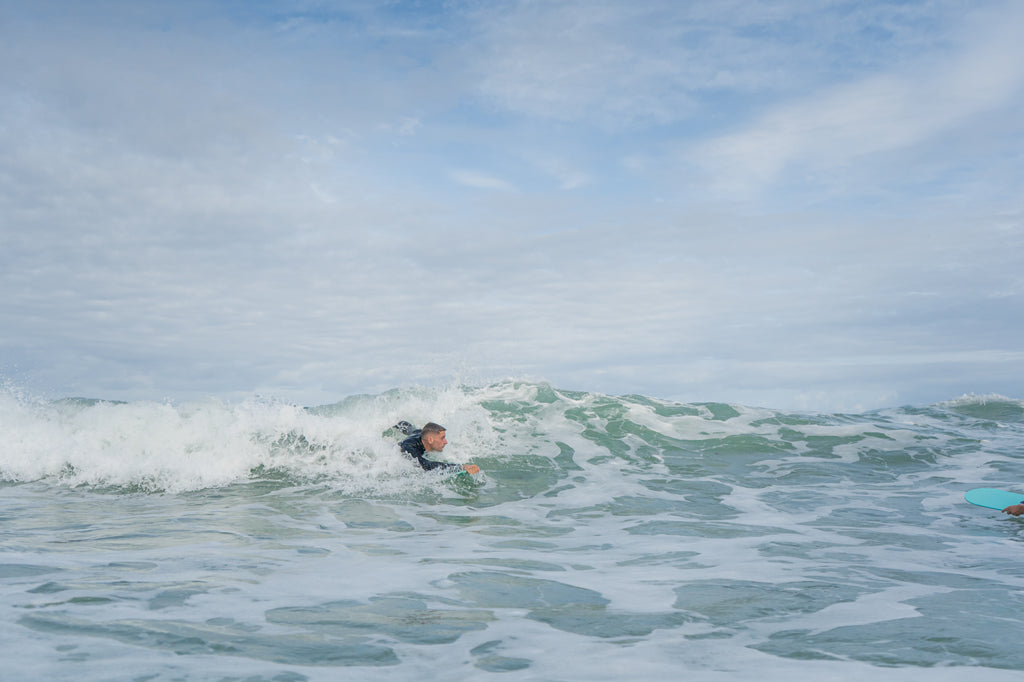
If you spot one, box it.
[1002,504,1024,516]
[417,457,460,472]
[397,430,479,474]
[420,459,479,474]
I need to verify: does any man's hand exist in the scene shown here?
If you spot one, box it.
[462,464,480,475]
[1001,504,1024,516]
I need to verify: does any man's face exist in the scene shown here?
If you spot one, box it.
[423,430,447,452]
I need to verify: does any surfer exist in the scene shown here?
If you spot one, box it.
[1002,503,1024,516]
[397,421,480,475]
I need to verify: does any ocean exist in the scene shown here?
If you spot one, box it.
[2,381,1023,681]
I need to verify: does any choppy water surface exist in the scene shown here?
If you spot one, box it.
[2,383,1023,680]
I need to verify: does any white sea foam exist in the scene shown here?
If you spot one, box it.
[3,382,1024,679]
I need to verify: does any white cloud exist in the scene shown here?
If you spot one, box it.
[450,169,516,191]
[693,3,1024,196]
[376,117,421,136]
[470,1,700,127]
[466,0,991,130]
[1,1,1022,410]
[525,155,590,190]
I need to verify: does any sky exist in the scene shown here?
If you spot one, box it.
[1,0,1023,412]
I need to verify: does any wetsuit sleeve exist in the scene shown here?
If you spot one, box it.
[399,434,462,472]
[399,434,423,459]
[417,458,463,472]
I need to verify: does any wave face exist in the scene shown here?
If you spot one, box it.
[3,382,1024,679]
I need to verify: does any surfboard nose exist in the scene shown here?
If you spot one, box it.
[965,488,1024,510]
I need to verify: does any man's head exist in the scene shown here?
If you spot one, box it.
[420,422,447,452]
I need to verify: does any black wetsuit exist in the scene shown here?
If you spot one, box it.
[399,432,462,472]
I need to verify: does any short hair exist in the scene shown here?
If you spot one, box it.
[421,422,446,436]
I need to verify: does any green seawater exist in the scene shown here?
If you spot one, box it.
[2,383,1024,680]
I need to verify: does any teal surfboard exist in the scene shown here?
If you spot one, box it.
[965,488,1024,511]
